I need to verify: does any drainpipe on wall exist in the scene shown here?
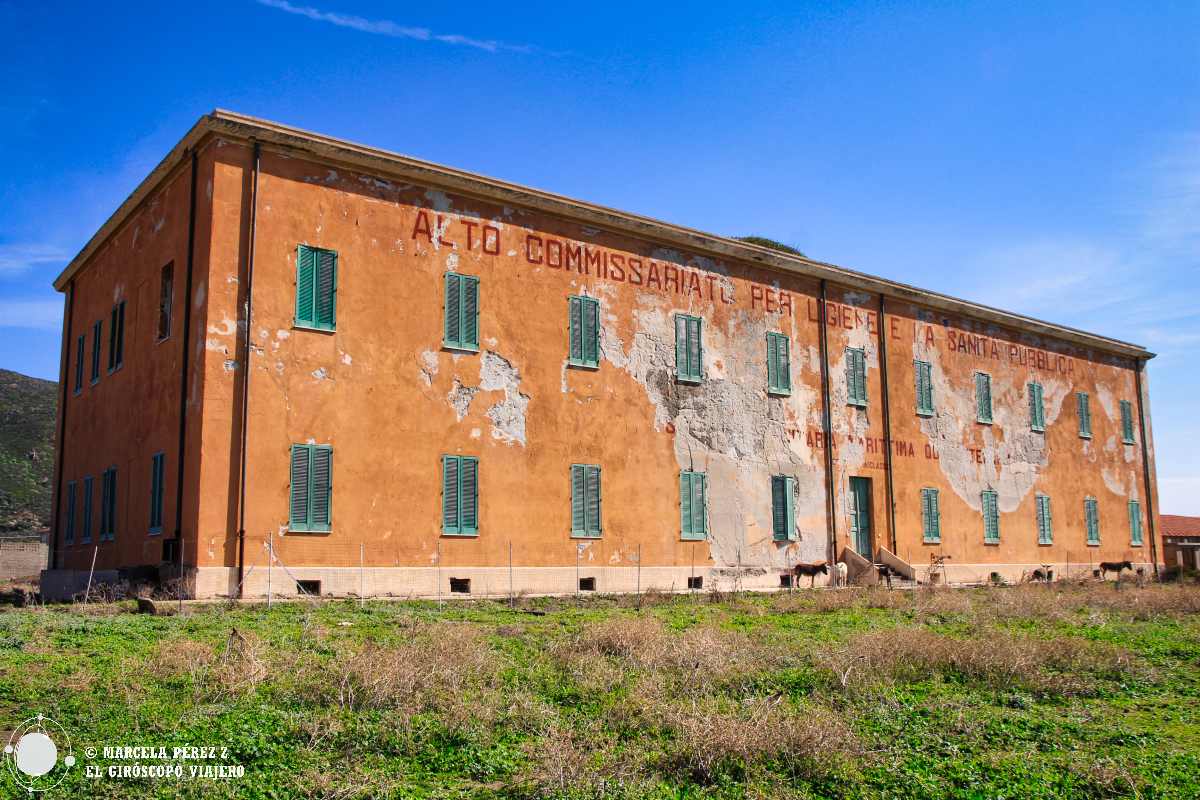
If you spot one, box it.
[49,281,75,570]
[173,150,199,584]
[878,294,898,555]
[1134,360,1159,578]
[236,141,262,598]
[818,280,837,565]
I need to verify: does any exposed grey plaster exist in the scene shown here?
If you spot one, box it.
[480,352,530,446]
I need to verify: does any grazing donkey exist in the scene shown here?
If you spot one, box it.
[792,562,829,588]
[1099,560,1133,580]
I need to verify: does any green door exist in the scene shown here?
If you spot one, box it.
[848,477,872,558]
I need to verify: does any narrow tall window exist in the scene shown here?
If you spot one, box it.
[846,347,867,407]
[1128,500,1143,545]
[1036,494,1053,545]
[914,359,934,416]
[90,320,102,383]
[921,488,940,543]
[107,301,125,372]
[1120,400,1135,444]
[1076,392,1092,438]
[100,466,118,542]
[975,372,993,423]
[675,314,703,382]
[982,489,999,543]
[771,475,797,541]
[1084,497,1100,545]
[158,262,174,341]
[1028,381,1045,432]
[443,273,480,351]
[568,296,600,367]
[149,452,165,534]
[74,335,84,394]
[570,464,602,537]
[65,481,77,544]
[289,444,333,532]
[680,470,707,539]
[441,455,478,536]
[81,476,93,544]
[295,245,338,331]
[766,332,791,395]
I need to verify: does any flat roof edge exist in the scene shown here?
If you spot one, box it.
[53,110,1154,361]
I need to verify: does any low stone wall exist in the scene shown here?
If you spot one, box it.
[0,539,47,580]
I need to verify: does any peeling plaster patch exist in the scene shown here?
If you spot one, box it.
[1102,465,1132,496]
[448,379,478,420]
[506,250,518,257]
[424,189,454,213]
[470,427,481,439]
[194,281,206,308]
[446,252,459,271]
[223,359,238,372]
[276,330,290,340]
[312,367,331,382]
[485,337,497,347]
[480,352,530,446]
[227,274,239,284]
[275,361,284,374]
[341,351,353,365]
[418,350,439,386]
[208,318,236,337]
[153,217,165,233]
[205,338,227,353]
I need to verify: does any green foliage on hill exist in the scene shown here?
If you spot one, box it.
[0,368,57,531]
[734,235,806,257]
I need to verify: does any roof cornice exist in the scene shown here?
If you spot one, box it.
[54,110,1153,360]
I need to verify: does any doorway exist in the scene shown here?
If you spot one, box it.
[848,477,873,559]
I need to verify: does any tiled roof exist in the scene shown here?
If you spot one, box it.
[1161,515,1200,538]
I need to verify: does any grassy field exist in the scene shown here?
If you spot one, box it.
[1,583,1199,799]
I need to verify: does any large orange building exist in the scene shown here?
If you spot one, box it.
[43,111,1162,598]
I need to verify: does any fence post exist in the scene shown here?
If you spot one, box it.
[83,546,98,604]
[636,543,642,610]
[267,531,273,609]
[508,541,514,608]
[359,543,365,608]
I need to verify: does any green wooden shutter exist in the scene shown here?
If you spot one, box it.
[771,476,787,541]
[1077,392,1091,438]
[784,477,796,540]
[915,360,934,416]
[91,320,102,382]
[846,348,867,406]
[1037,495,1053,544]
[296,246,316,326]
[442,455,460,534]
[108,305,118,371]
[675,315,702,381]
[586,465,601,535]
[1085,497,1100,544]
[848,484,861,545]
[290,445,311,531]
[767,333,779,392]
[922,488,940,542]
[105,467,118,541]
[583,298,599,366]
[445,273,462,347]
[681,471,706,539]
[314,249,337,329]
[149,453,164,532]
[975,373,992,423]
[1029,382,1045,431]
[1120,400,1135,444]
[74,336,84,392]
[568,298,583,363]
[65,482,76,543]
[462,275,479,348]
[310,447,332,531]
[767,333,791,394]
[675,316,688,380]
[982,489,999,543]
[460,457,478,534]
[571,464,586,534]
[1128,500,1142,545]
[687,317,702,380]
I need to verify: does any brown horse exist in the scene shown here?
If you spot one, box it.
[1099,560,1133,580]
[792,562,829,588]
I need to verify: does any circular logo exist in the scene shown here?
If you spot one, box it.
[4,714,75,792]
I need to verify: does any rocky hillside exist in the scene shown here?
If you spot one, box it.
[0,368,57,532]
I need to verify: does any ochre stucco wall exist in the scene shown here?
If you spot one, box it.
[52,136,1161,596]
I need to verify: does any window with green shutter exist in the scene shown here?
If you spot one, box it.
[81,476,93,544]
[766,332,791,395]
[108,301,125,372]
[90,320,102,384]
[568,296,600,367]
[74,335,84,395]
[921,488,940,543]
[771,475,797,541]
[1036,494,1053,544]
[675,314,703,382]
[1128,500,1143,545]
[65,481,77,544]
[149,452,165,534]
[100,466,117,542]
[444,273,480,351]
[982,489,999,543]
[975,372,993,423]
[680,470,707,539]
[1084,496,1100,545]
[295,245,338,331]
[1077,392,1092,438]
[441,455,478,536]
[914,359,934,416]
[846,347,867,407]
[1120,400,1135,444]
[1028,381,1045,432]
[570,464,602,537]
[289,444,333,532]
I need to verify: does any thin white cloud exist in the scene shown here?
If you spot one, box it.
[0,243,69,277]
[256,0,534,54]
[0,298,63,330]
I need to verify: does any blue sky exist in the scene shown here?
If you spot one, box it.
[1,1,1197,512]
